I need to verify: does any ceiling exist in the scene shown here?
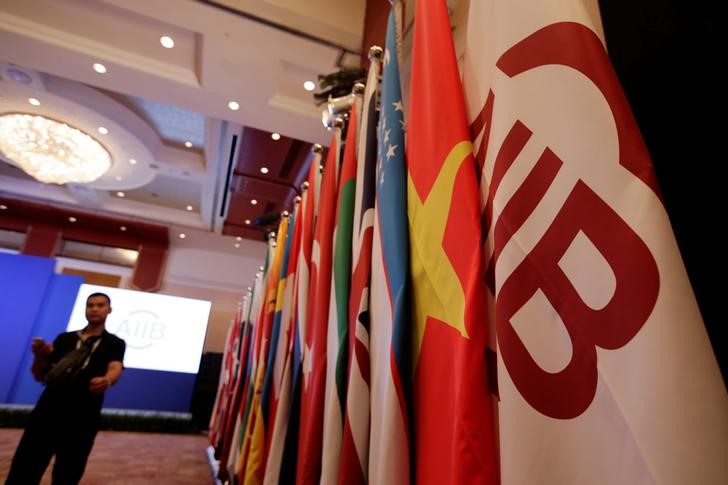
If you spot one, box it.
[0,0,364,242]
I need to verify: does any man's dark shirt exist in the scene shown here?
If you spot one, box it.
[38,330,125,415]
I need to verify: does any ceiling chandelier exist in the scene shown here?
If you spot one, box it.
[0,113,111,184]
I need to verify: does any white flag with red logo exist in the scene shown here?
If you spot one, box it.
[462,0,728,484]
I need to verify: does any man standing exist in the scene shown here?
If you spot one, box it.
[6,292,125,485]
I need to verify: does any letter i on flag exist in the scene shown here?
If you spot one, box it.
[338,47,381,484]
[368,4,411,484]
[407,0,499,483]
[462,0,728,484]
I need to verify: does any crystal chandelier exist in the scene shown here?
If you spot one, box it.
[0,113,111,184]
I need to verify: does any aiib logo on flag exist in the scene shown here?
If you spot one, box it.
[472,22,661,419]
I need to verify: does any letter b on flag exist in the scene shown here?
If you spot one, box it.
[497,180,659,419]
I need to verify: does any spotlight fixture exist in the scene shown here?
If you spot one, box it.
[179,233,186,239]
[120,226,127,231]
[186,205,193,211]
[245,219,251,225]
[228,101,240,111]
[303,80,316,91]
[160,36,175,48]
[98,127,108,135]
[0,204,7,210]
[28,97,40,106]
[234,243,241,248]
[236,236,242,241]
[129,158,137,165]
[68,216,77,222]
[271,132,281,140]
[116,191,125,198]
[260,167,269,174]
[250,199,258,205]
[184,141,192,148]
[93,63,107,74]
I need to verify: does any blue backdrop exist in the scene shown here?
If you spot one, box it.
[0,253,197,412]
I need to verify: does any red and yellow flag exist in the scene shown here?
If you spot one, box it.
[406,0,498,483]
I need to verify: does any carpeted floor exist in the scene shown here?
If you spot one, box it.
[0,428,214,484]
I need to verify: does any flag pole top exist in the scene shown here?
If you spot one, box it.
[301,181,310,191]
[321,109,335,130]
[369,45,383,61]
[328,93,356,116]
[353,82,365,95]
[312,143,323,154]
[294,195,302,204]
[334,116,345,129]
[281,210,289,218]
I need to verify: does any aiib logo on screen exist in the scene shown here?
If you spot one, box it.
[110,310,165,350]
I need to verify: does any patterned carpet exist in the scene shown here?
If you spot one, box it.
[0,428,214,484]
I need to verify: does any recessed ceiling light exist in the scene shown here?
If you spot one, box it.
[250,199,258,205]
[186,205,193,211]
[234,243,240,248]
[160,35,175,48]
[68,216,77,222]
[116,191,125,197]
[98,127,108,135]
[129,158,137,165]
[120,226,127,231]
[303,80,316,91]
[0,204,7,210]
[260,167,269,174]
[179,233,186,239]
[236,236,242,241]
[228,101,240,111]
[184,141,192,148]
[93,63,107,74]
[28,97,40,106]
[271,132,281,140]
[115,176,122,181]
[245,219,251,225]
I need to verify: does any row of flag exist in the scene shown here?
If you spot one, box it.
[209,0,727,484]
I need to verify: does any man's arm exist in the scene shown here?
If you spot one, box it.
[89,361,123,394]
[30,338,54,382]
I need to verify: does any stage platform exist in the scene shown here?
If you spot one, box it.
[0,404,199,434]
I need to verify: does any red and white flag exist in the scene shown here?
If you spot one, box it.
[297,132,342,484]
[264,147,322,485]
[462,0,728,483]
[338,55,380,484]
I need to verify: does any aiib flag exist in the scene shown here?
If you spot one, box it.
[406,0,498,483]
[461,0,728,483]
